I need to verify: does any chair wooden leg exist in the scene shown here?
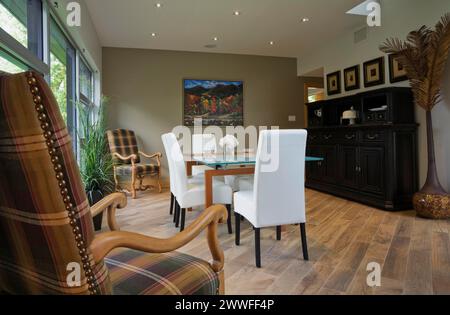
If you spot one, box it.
[131,168,137,199]
[300,223,309,261]
[157,172,162,193]
[255,228,261,268]
[169,193,174,215]
[235,213,241,245]
[180,208,186,232]
[175,203,181,228]
[276,226,282,241]
[173,199,178,223]
[226,204,233,234]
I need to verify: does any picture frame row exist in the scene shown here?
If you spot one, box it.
[326,54,408,96]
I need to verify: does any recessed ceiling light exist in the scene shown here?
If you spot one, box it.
[234,11,241,16]
[213,37,218,41]
[155,3,162,8]
[301,17,310,22]
[269,41,274,45]
[151,32,157,37]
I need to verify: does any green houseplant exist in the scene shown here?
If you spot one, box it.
[380,13,450,219]
[77,97,114,229]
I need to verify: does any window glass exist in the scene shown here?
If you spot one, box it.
[50,18,76,150]
[80,60,93,103]
[0,49,27,73]
[0,0,28,48]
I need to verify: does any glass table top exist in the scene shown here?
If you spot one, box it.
[192,154,324,168]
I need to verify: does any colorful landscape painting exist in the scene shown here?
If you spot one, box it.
[183,79,244,126]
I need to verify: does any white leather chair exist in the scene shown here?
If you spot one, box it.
[233,130,309,268]
[192,134,217,176]
[162,133,233,233]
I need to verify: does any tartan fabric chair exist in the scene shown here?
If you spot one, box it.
[107,129,162,199]
[0,71,227,295]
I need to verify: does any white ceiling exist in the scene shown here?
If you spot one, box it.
[86,0,366,58]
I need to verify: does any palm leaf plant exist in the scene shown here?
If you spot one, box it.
[380,13,450,218]
[77,97,114,228]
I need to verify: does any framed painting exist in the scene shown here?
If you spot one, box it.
[344,65,360,91]
[183,79,244,126]
[326,71,341,96]
[388,54,408,83]
[363,57,385,87]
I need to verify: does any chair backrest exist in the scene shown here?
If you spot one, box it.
[192,134,217,155]
[0,71,112,294]
[106,129,141,165]
[162,133,188,197]
[161,133,176,194]
[252,130,307,227]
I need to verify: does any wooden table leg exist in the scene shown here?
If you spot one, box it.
[186,161,197,177]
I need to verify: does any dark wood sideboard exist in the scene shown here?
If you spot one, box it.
[306,87,418,211]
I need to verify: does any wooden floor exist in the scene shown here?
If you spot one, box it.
[103,189,450,295]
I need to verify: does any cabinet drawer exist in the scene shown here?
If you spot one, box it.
[338,131,359,143]
[363,130,385,143]
[308,132,320,143]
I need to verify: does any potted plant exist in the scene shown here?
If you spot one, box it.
[77,97,114,229]
[380,13,450,219]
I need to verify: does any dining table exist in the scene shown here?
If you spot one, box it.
[185,153,324,208]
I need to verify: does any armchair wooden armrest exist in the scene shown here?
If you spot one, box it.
[90,204,227,272]
[139,151,162,167]
[113,152,138,163]
[90,193,127,231]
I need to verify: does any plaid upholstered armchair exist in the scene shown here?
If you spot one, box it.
[0,71,227,295]
[107,129,162,199]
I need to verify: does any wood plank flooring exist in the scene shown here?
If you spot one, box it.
[101,189,450,295]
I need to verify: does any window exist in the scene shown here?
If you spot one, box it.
[50,18,76,148]
[0,0,43,58]
[0,49,27,73]
[79,60,93,105]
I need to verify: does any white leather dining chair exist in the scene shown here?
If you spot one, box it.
[233,130,309,268]
[162,133,234,233]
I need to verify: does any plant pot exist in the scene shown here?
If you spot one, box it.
[87,190,104,231]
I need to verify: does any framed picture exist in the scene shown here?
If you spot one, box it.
[344,65,360,91]
[183,79,244,126]
[327,71,341,96]
[388,54,408,83]
[363,57,385,87]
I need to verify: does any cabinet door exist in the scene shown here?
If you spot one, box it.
[306,145,322,181]
[359,147,385,195]
[339,146,359,189]
[320,145,338,184]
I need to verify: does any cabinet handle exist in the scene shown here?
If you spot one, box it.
[345,134,356,140]
[367,134,379,140]
[355,166,362,172]
[323,134,333,140]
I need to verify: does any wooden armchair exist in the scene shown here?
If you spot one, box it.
[0,71,226,295]
[106,129,162,198]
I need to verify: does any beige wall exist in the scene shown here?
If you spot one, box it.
[103,47,302,185]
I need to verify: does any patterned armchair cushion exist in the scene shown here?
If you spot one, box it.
[115,164,160,176]
[107,129,141,165]
[0,71,112,295]
[106,249,220,295]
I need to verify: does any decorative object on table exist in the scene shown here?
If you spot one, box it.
[380,13,450,219]
[183,79,244,126]
[363,57,385,87]
[107,129,162,199]
[388,53,409,83]
[344,65,360,91]
[341,107,359,125]
[326,71,341,95]
[77,97,114,230]
[219,135,239,161]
